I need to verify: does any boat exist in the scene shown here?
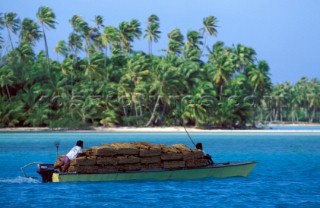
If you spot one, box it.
[22,141,256,182]
[33,161,256,182]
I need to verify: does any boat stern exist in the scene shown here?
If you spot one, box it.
[37,163,55,183]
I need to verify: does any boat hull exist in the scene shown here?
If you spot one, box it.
[52,161,256,182]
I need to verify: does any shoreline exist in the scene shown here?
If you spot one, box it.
[0,125,320,133]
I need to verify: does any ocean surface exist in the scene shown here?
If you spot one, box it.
[0,130,320,207]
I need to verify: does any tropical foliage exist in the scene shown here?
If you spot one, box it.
[0,9,318,129]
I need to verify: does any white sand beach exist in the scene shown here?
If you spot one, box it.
[1,126,320,133]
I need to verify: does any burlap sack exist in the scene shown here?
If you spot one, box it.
[163,161,186,169]
[112,143,139,155]
[92,145,117,156]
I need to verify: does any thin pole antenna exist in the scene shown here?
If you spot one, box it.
[54,141,60,160]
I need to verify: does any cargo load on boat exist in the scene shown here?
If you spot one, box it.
[59,142,209,174]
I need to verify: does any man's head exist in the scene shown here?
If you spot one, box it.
[196,142,203,150]
[76,140,83,148]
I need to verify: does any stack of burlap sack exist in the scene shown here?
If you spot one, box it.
[67,142,209,173]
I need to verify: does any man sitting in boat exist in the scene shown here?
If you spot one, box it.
[54,140,84,172]
[196,143,214,165]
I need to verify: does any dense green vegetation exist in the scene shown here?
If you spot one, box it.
[0,8,319,129]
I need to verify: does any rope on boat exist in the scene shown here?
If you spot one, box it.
[21,162,43,178]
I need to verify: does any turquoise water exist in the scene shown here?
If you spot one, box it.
[0,132,320,207]
[266,125,320,130]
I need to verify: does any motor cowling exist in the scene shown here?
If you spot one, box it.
[37,164,54,183]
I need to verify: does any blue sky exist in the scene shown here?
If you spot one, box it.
[1,0,319,84]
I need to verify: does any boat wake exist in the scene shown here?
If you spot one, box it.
[0,176,40,184]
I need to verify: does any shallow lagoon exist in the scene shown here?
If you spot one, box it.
[0,131,319,207]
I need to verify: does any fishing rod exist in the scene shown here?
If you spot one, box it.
[181,120,214,165]
[183,125,196,147]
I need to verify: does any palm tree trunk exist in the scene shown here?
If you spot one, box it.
[121,96,127,117]
[41,24,50,71]
[138,96,143,117]
[104,48,108,68]
[159,102,167,125]
[252,105,257,128]
[310,107,315,123]
[6,28,14,50]
[291,109,294,123]
[145,95,160,127]
[5,84,12,102]
[148,40,153,55]
[201,32,207,54]
[134,101,138,117]
[274,108,278,122]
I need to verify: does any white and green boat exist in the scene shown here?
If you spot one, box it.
[34,161,256,183]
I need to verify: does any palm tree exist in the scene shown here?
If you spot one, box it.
[0,32,3,50]
[182,82,214,126]
[36,6,57,65]
[247,61,272,126]
[201,16,218,53]
[15,42,35,64]
[167,28,184,56]
[213,97,237,128]
[84,26,101,56]
[248,61,272,96]
[69,15,94,56]
[68,33,82,61]
[0,96,24,127]
[60,58,74,76]
[100,109,119,127]
[288,85,301,122]
[70,16,100,56]
[207,45,234,100]
[94,15,104,30]
[23,102,51,127]
[72,95,101,124]
[145,57,185,126]
[20,18,42,46]
[70,15,81,31]
[233,44,257,72]
[228,74,254,127]
[3,12,20,50]
[119,53,150,120]
[0,13,3,28]
[119,19,142,55]
[0,14,4,49]
[83,51,105,81]
[307,79,320,122]
[185,30,203,51]
[296,77,309,120]
[184,30,203,61]
[207,41,225,62]
[102,26,120,57]
[144,14,161,55]
[92,15,104,52]
[0,65,15,102]
[55,40,68,61]
[22,85,52,127]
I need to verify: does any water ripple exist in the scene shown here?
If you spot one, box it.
[0,176,40,184]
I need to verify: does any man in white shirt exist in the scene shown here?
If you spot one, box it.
[54,140,84,172]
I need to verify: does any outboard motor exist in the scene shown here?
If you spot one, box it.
[37,164,55,182]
